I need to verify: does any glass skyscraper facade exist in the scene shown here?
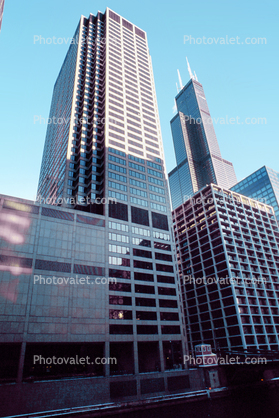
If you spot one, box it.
[231,166,279,224]
[168,78,237,209]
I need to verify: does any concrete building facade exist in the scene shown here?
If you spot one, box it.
[0,194,201,416]
[172,185,279,354]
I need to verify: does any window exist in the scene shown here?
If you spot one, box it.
[130,188,147,198]
[109,171,127,183]
[129,170,146,180]
[157,275,175,284]
[154,242,171,251]
[109,191,127,201]
[109,202,128,221]
[135,284,155,294]
[109,310,132,320]
[150,203,166,212]
[109,269,131,279]
[149,184,164,194]
[109,221,128,232]
[147,161,162,170]
[159,299,177,308]
[134,260,153,270]
[129,154,145,164]
[132,237,151,247]
[158,287,176,296]
[109,181,127,192]
[152,212,169,231]
[137,325,158,334]
[150,194,166,203]
[131,197,148,207]
[160,312,179,321]
[134,272,154,282]
[109,282,131,292]
[109,232,129,244]
[155,253,172,262]
[109,163,126,174]
[109,244,129,255]
[148,176,164,187]
[136,311,157,320]
[131,206,149,226]
[129,162,145,172]
[110,325,133,334]
[132,226,151,237]
[161,326,180,334]
[109,295,132,305]
[130,178,146,189]
[108,154,126,165]
[153,231,170,241]
[109,256,130,266]
[133,248,152,258]
[136,297,156,307]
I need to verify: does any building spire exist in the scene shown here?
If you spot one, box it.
[186,57,198,81]
[177,69,183,90]
[186,57,193,79]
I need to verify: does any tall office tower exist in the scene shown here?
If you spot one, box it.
[172,185,279,353]
[0,9,193,415]
[37,7,169,216]
[231,166,279,224]
[0,0,5,32]
[168,72,237,209]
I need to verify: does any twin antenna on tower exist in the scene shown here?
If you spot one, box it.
[176,57,198,93]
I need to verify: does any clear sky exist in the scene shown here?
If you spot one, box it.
[0,0,278,201]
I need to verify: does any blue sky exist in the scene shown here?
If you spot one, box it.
[0,0,278,201]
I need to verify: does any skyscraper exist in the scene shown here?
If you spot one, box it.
[168,67,237,209]
[37,8,168,215]
[172,185,279,353]
[0,8,194,415]
[36,7,188,380]
[231,166,279,224]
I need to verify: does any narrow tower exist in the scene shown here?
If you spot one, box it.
[168,60,237,209]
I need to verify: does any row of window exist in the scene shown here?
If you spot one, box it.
[109,296,178,308]
[109,310,179,321]
[109,282,176,295]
